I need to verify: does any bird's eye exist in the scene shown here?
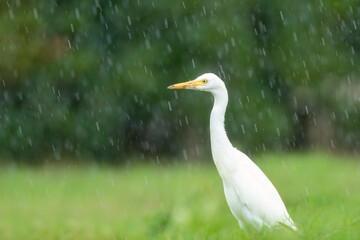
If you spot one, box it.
[202,79,208,84]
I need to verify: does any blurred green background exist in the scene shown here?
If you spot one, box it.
[1,0,360,163]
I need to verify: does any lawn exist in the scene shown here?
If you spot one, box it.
[1,153,360,239]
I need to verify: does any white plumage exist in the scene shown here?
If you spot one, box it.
[168,73,296,230]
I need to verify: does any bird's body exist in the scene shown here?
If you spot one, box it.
[168,73,296,230]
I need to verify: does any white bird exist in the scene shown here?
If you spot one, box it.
[168,73,296,230]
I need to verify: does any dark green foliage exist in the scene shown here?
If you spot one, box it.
[0,1,360,162]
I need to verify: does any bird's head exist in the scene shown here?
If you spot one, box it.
[167,73,226,94]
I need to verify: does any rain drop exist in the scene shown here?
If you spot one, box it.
[168,101,172,111]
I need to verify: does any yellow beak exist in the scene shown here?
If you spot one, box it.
[167,79,205,89]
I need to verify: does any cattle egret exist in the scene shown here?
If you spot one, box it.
[168,73,296,230]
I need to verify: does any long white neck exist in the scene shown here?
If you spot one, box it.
[210,87,235,177]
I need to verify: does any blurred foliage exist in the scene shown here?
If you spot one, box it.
[1,0,360,162]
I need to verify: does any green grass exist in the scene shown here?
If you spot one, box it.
[1,152,360,239]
